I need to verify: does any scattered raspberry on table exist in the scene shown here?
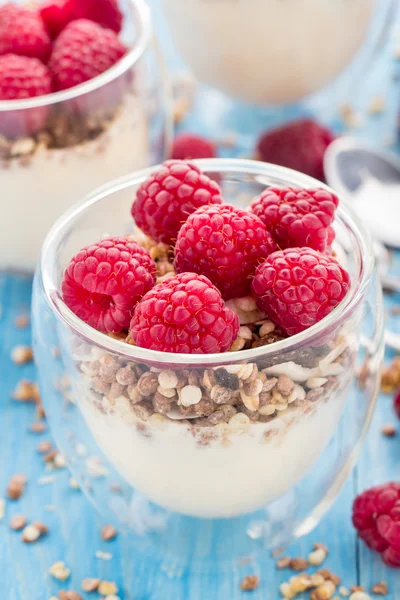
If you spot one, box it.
[352,482,400,567]
[256,119,335,181]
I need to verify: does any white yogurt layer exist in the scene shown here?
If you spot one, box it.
[0,94,149,272]
[163,0,374,104]
[80,375,350,518]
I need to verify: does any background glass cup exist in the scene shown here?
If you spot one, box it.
[33,159,384,570]
[0,0,171,273]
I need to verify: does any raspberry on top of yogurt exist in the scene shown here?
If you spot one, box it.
[62,159,351,353]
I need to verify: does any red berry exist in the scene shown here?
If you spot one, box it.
[49,19,126,91]
[39,0,74,39]
[252,247,350,336]
[394,389,400,420]
[130,272,240,354]
[40,0,123,38]
[352,483,400,567]
[62,237,156,333]
[0,54,53,138]
[256,119,335,181]
[0,4,51,63]
[131,160,223,246]
[250,186,339,252]
[171,133,217,160]
[175,204,277,300]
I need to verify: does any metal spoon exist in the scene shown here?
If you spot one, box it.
[324,136,400,350]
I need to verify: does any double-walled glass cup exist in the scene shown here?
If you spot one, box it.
[0,0,170,272]
[32,159,384,569]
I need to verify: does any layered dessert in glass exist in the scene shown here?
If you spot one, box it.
[34,158,383,526]
[162,0,386,105]
[0,0,169,271]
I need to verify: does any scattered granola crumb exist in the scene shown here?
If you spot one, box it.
[339,104,362,128]
[289,557,309,571]
[0,498,5,520]
[310,580,337,600]
[69,477,80,490]
[38,475,56,486]
[371,582,388,596]
[10,515,27,531]
[381,357,400,393]
[15,314,29,328]
[339,587,350,597]
[54,453,66,469]
[216,130,237,148]
[11,345,33,365]
[49,561,71,581]
[58,592,82,600]
[240,575,260,591]
[7,474,27,500]
[101,525,117,541]
[44,449,57,464]
[37,441,52,454]
[104,596,120,600]
[29,421,47,434]
[309,546,327,566]
[12,380,37,402]
[349,592,370,600]
[98,582,118,596]
[316,570,341,586]
[95,550,113,560]
[276,556,291,569]
[381,424,396,437]
[368,96,385,115]
[21,524,41,543]
[32,521,48,535]
[350,587,365,594]
[391,305,400,315]
[272,547,284,557]
[81,578,100,592]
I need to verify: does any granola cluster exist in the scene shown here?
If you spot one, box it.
[75,329,353,435]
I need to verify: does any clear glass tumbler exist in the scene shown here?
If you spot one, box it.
[32,159,384,570]
[0,0,171,273]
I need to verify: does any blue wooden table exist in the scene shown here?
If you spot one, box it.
[2,4,400,599]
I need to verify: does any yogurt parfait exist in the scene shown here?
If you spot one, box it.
[0,0,169,271]
[33,159,383,558]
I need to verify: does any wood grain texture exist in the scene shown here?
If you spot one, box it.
[1,3,400,597]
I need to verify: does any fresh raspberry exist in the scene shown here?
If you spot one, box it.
[175,204,277,300]
[49,19,126,91]
[394,389,400,420]
[131,160,223,246]
[0,4,51,63]
[40,0,123,38]
[171,133,217,160]
[252,247,350,336]
[62,237,156,333]
[39,0,74,39]
[250,186,339,252]
[256,119,335,181]
[352,482,400,567]
[0,54,53,138]
[130,272,240,354]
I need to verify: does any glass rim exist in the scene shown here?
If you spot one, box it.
[0,0,151,112]
[39,158,375,366]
